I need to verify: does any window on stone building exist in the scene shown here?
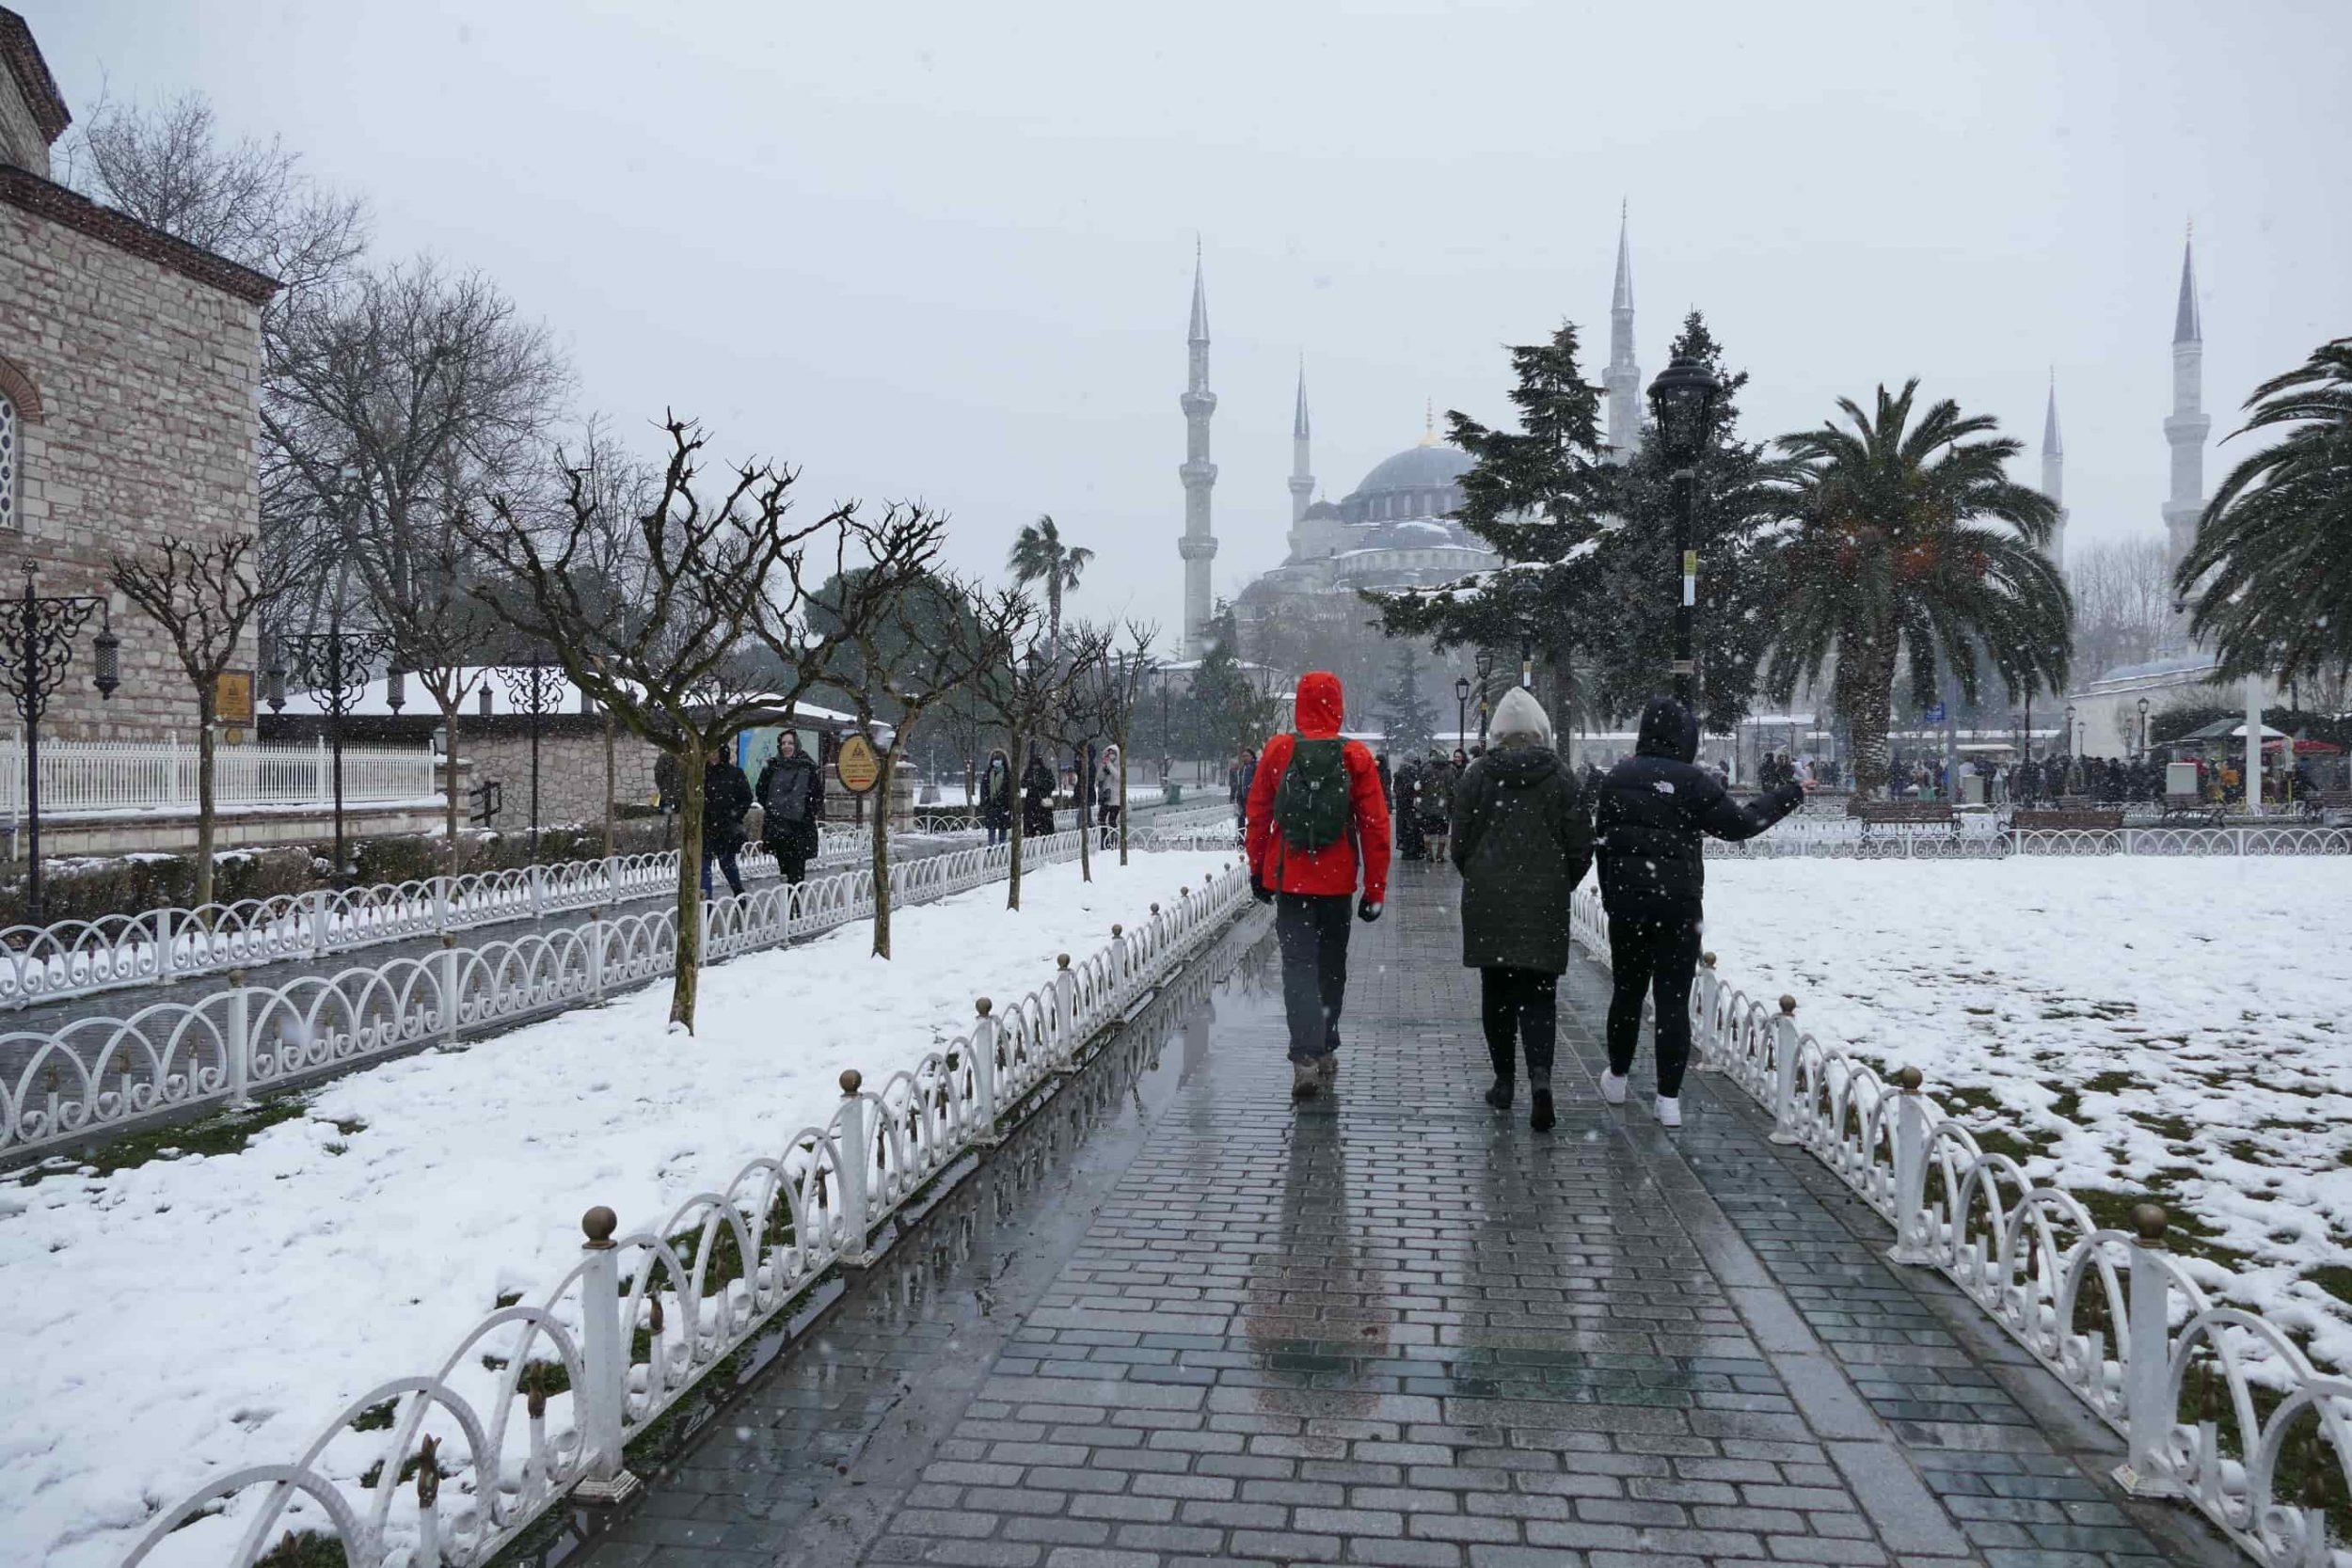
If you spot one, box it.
[0,393,16,530]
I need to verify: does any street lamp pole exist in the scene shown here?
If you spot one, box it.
[1454,675,1470,750]
[2137,696,2151,757]
[0,562,121,920]
[1647,353,1722,710]
[1473,649,1494,743]
[269,616,390,879]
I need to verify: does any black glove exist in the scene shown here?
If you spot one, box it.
[1357,897,1383,924]
[1252,876,1275,905]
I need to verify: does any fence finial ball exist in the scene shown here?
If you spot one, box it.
[1896,1065,1924,1092]
[1778,995,1797,1014]
[1702,952,1716,969]
[839,1068,863,1096]
[581,1206,618,1246]
[1151,904,1160,915]
[2132,1202,2169,1243]
[975,996,993,1016]
[1112,924,1123,938]
[1057,954,1070,969]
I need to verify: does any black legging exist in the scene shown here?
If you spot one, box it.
[1480,966,1557,1090]
[1605,913,1702,1099]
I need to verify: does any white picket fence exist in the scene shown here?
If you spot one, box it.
[1706,823,2352,859]
[0,827,884,1010]
[0,736,441,816]
[118,846,1251,1568]
[1567,884,2352,1567]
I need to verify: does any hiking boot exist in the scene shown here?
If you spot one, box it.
[1600,1071,1629,1106]
[1484,1079,1514,1111]
[1654,1095,1682,1129]
[1315,1054,1339,1091]
[1292,1060,1321,1101]
[1529,1089,1556,1132]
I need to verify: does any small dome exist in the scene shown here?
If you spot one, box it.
[1302,499,1342,520]
[1349,442,1471,498]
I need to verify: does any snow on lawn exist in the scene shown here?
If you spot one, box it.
[0,849,1236,1568]
[1701,857,2352,1370]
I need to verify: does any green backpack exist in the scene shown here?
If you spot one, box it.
[1273,737,1351,852]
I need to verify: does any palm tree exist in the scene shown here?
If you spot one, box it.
[2176,338,2352,683]
[1006,514,1093,658]
[1761,381,2070,798]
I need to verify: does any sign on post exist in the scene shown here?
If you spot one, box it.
[215,670,255,724]
[835,734,881,795]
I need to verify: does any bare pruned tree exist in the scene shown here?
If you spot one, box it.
[1085,621,1160,866]
[107,536,295,908]
[966,598,1104,910]
[466,416,943,1030]
[2069,536,2175,681]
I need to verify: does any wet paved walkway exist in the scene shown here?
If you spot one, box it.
[581,865,2235,1568]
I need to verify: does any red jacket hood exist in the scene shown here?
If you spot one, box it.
[1294,672,1344,739]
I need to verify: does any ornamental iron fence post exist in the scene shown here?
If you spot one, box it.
[0,562,121,921]
[152,908,175,984]
[223,971,250,1105]
[1768,997,1802,1145]
[572,1205,641,1504]
[969,998,1001,1143]
[499,660,564,854]
[271,618,390,879]
[1886,1066,1937,1265]
[438,934,461,1045]
[585,908,606,1005]
[2117,1203,2185,1498]
[832,1069,875,1265]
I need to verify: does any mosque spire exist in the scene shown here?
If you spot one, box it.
[1288,357,1315,529]
[1603,200,1642,465]
[1177,240,1218,656]
[2173,223,2201,344]
[2162,220,2210,624]
[1188,234,1209,346]
[2041,372,2067,572]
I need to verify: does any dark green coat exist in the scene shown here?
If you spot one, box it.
[1450,744,1593,974]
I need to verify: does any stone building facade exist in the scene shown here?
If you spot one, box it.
[0,8,277,738]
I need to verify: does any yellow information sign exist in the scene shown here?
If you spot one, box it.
[215,670,255,725]
[835,733,882,795]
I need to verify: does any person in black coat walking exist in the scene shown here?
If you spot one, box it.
[1451,688,1592,1132]
[977,749,1013,844]
[1594,697,1803,1128]
[700,749,755,898]
[1021,749,1057,839]
[755,731,824,884]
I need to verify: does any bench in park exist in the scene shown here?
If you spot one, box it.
[2161,794,2225,825]
[2296,789,2352,822]
[1848,800,1958,833]
[2010,808,2124,832]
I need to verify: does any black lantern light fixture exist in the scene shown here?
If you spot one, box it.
[1646,352,1723,707]
[275,615,392,878]
[2137,695,2152,755]
[1472,648,1495,742]
[1454,674,1470,747]
[1,562,123,919]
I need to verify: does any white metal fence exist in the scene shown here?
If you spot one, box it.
[0,736,440,816]
[0,827,884,1010]
[117,847,1250,1568]
[1706,823,2352,859]
[1567,884,2351,1567]
[0,827,1211,1162]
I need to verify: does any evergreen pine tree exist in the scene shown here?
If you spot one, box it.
[1376,641,1438,753]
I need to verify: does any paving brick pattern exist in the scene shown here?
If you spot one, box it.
[585,865,2235,1568]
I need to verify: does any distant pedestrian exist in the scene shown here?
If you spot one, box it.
[1451,689,1592,1132]
[1246,672,1392,1102]
[1420,749,1456,863]
[1022,749,1057,838]
[1231,746,1258,842]
[755,731,824,884]
[1393,753,1426,862]
[1096,745,1123,847]
[1594,698,1804,1128]
[978,749,1013,846]
[700,748,755,898]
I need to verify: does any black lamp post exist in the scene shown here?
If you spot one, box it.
[500,657,565,855]
[1473,648,1494,742]
[2137,696,2151,755]
[1646,352,1722,709]
[2,562,120,920]
[269,616,391,879]
[1454,674,1470,748]
[1511,574,1545,693]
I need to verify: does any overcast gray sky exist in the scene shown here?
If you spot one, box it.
[31,0,2352,642]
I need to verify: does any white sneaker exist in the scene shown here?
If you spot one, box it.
[1655,1095,1682,1129]
[1600,1071,1629,1106]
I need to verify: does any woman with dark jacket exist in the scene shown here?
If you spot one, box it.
[755,731,824,883]
[700,749,755,897]
[1021,749,1057,839]
[978,749,1013,844]
[1451,689,1592,1132]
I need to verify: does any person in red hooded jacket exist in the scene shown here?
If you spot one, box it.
[1246,671,1392,1101]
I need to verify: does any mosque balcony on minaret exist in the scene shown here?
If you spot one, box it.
[1177,535,1219,561]
[1179,460,1218,487]
[1180,389,1217,418]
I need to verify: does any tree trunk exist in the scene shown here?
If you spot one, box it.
[1117,743,1129,866]
[440,697,463,877]
[194,689,219,911]
[870,737,896,958]
[1840,629,1897,800]
[1075,742,1091,884]
[1006,732,1025,911]
[602,707,616,863]
[670,749,706,1032]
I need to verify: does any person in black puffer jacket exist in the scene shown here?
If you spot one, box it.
[1595,697,1803,1128]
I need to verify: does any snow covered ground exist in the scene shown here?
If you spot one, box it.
[1701,857,2352,1371]
[0,848,1235,1568]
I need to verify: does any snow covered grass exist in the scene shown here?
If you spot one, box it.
[1701,857,2352,1371]
[0,848,1235,1568]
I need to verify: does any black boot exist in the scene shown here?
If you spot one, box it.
[1529,1089,1556,1132]
[1485,1078,1513,1111]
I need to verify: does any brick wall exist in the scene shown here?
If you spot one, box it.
[0,198,265,738]
[464,728,663,829]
